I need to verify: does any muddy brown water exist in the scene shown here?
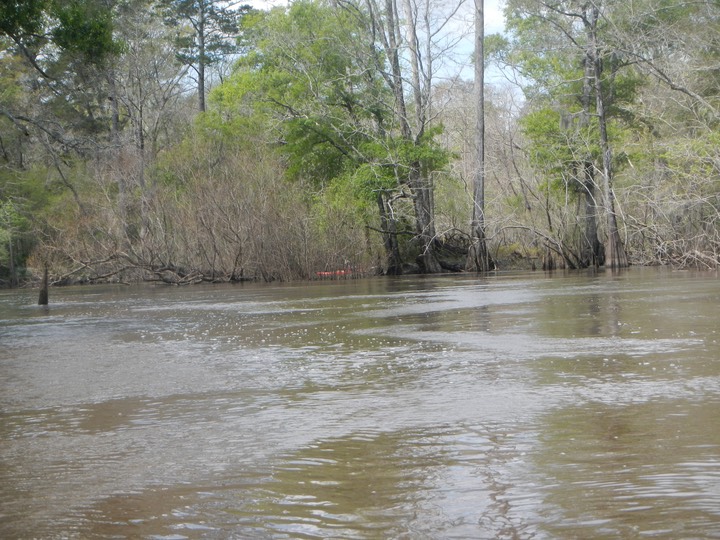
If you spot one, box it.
[1,268,719,539]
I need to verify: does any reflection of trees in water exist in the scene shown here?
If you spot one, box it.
[534,401,720,539]
[535,279,622,339]
[70,402,720,539]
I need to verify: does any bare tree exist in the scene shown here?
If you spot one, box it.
[466,0,492,271]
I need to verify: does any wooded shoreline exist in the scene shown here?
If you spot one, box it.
[2,1,719,290]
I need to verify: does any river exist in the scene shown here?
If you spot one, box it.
[1,268,719,539]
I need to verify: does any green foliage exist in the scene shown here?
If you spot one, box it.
[0,0,120,63]
[504,1,582,98]
[0,51,27,105]
[400,127,450,171]
[0,0,122,146]
[217,1,395,185]
[663,130,720,193]
[0,165,52,280]
[51,1,120,61]
[0,0,46,37]
[1,163,59,213]
[211,0,454,273]
[0,199,27,265]
[521,108,573,170]
[316,169,376,233]
[484,33,510,66]
[506,0,645,198]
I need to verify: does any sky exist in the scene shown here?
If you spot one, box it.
[484,0,507,35]
[245,0,507,35]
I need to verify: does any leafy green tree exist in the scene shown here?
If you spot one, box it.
[220,0,463,273]
[1,0,120,130]
[216,1,428,273]
[1,0,115,76]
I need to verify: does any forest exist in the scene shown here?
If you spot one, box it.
[0,0,718,286]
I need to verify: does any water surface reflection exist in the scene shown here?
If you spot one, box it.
[536,400,720,539]
[1,269,718,538]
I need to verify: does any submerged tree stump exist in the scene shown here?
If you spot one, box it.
[38,265,49,306]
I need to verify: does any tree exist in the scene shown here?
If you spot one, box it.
[577,26,604,268]
[0,0,122,292]
[1,0,120,137]
[105,0,191,243]
[159,0,252,111]
[1,0,117,76]
[504,0,630,268]
[0,0,121,161]
[0,199,30,285]
[606,0,720,268]
[219,0,455,274]
[610,0,719,124]
[584,3,627,268]
[362,0,458,273]
[466,0,492,272]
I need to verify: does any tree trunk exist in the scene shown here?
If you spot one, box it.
[411,166,442,273]
[402,0,425,133]
[377,192,402,274]
[8,239,17,287]
[38,264,49,305]
[588,6,628,269]
[543,247,555,271]
[467,0,491,272]
[582,162,604,266]
[108,68,130,238]
[135,101,150,241]
[198,2,206,112]
[579,36,603,268]
[383,0,441,273]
